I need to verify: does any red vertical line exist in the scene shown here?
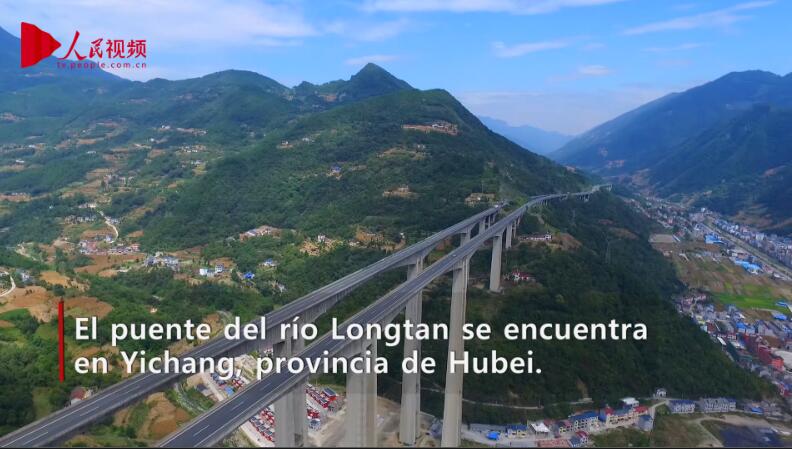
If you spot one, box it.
[58,299,65,382]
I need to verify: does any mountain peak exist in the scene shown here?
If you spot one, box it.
[295,62,413,103]
[354,62,395,77]
[349,62,412,92]
[715,69,780,82]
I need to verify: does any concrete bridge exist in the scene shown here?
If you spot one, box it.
[0,184,609,448]
[158,186,609,448]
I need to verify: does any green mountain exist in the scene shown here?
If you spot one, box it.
[137,87,583,249]
[653,105,792,234]
[294,62,413,104]
[0,26,122,93]
[554,70,792,171]
[0,32,770,432]
[553,71,792,233]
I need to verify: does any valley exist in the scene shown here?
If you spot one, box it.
[0,5,790,446]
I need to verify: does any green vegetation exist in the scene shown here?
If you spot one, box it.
[31,388,54,419]
[650,414,714,447]
[402,195,768,424]
[592,427,651,447]
[0,150,104,195]
[138,87,582,249]
[126,402,150,437]
[554,71,792,235]
[0,315,119,436]
[0,194,91,245]
[0,43,776,442]
[84,269,272,353]
[714,283,788,312]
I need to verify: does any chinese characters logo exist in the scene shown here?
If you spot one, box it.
[20,22,147,70]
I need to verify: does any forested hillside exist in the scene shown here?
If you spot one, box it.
[0,27,772,438]
[137,88,583,249]
[553,70,792,234]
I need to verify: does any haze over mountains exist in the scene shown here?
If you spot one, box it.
[478,116,572,155]
[554,70,792,235]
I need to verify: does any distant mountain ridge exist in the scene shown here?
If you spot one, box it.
[478,116,572,155]
[0,25,414,146]
[0,25,122,92]
[554,70,792,170]
[0,25,769,429]
[553,70,792,234]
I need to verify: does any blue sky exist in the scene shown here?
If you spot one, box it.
[1,0,790,134]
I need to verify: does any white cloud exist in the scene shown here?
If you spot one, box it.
[457,86,677,134]
[643,42,705,52]
[577,64,611,76]
[345,54,399,66]
[492,39,570,57]
[357,18,413,41]
[624,1,775,35]
[362,0,628,14]
[323,17,413,42]
[0,0,318,49]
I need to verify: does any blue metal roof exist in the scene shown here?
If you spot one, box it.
[570,411,598,421]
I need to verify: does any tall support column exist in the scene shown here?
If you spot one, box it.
[461,227,472,245]
[291,334,307,447]
[273,338,296,447]
[489,233,503,292]
[400,258,424,445]
[345,341,378,447]
[505,223,513,249]
[441,258,470,447]
[479,219,486,234]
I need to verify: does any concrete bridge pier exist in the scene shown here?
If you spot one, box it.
[489,232,503,292]
[273,337,296,447]
[460,225,473,245]
[505,222,513,249]
[272,322,307,447]
[290,334,307,447]
[399,257,424,445]
[344,340,378,447]
[441,257,470,447]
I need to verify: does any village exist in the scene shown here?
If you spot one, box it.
[458,390,787,448]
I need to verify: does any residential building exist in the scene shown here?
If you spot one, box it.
[569,411,599,431]
[697,397,736,413]
[669,399,696,414]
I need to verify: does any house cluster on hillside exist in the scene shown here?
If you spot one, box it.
[713,218,792,270]
[143,253,180,271]
[239,224,281,241]
[522,233,553,242]
[64,214,98,225]
[634,196,790,280]
[402,120,459,135]
[678,296,792,406]
[199,263,225,278]
[628,198,792,276]
[508,269,535,283]
[668,397,736,414]
[79,236,139,255]
[468,398,652,447]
